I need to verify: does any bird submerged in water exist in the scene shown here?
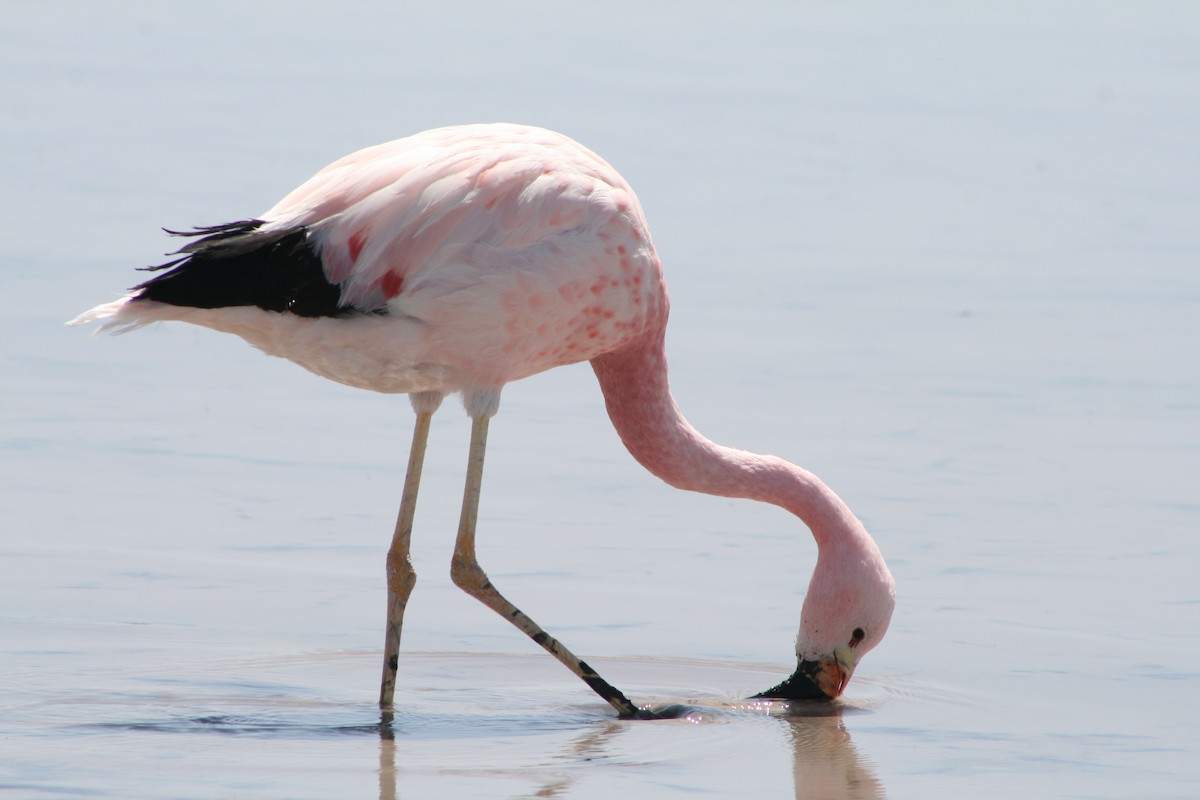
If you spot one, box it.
[71,123,895,717]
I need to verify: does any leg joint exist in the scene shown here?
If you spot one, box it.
[450,555,489,594]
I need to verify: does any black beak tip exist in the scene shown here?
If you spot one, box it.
[751,661,833,701]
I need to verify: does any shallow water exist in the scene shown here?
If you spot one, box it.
[3,2,1199,798]
[8,648,893,798]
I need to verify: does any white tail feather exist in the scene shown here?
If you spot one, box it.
[67,297,184,334]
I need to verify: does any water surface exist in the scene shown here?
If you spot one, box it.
[2,2,1198,797]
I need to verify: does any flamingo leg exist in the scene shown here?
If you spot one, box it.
[379,405,436,709]
[450,414,643,718]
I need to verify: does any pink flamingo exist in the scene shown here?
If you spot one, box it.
[71,123,895,717]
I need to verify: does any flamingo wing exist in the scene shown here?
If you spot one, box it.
[259,124,635,315]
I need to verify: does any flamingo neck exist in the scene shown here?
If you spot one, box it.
[590,333,862,550]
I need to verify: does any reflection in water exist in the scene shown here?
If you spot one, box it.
[778,704,886,800]
[378,711,396,800]
[379,737,396,800]
[377,710,629,800]
[376,700,884,800]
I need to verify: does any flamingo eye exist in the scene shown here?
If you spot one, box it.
[850,628,865,647]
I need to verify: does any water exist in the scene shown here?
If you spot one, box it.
[3,2,1198,797]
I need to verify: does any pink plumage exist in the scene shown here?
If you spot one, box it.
[71,123,894,717]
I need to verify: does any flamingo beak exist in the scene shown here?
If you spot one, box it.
[752,652,854,701]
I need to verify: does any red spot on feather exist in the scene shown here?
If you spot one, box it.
[381,271,404,298]
[348,228,368,263]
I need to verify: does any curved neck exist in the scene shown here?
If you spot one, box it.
[590,333,862,550]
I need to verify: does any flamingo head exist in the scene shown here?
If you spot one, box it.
[754,524,895,701]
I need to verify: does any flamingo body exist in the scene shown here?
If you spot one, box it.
[79,124,666,400]
[72,123,895,714]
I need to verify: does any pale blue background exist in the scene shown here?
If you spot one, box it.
[2,2,1198,797]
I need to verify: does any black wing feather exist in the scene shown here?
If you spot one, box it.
[132,220,348,318]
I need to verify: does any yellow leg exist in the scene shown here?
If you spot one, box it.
[450,414,644,718]
[379,407,435,709]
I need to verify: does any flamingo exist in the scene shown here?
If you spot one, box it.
[70,123,895,717]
